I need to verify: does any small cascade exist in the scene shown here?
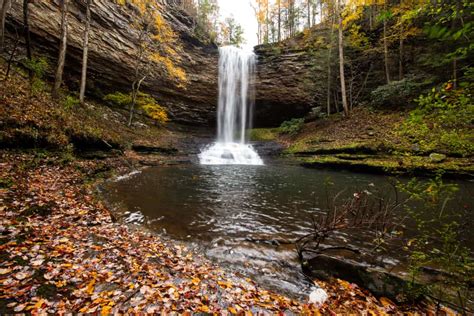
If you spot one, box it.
[199,46,263,165]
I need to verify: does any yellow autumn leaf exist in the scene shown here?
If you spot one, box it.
[86,279,96,295]
[33,299,44,310]
[191,277,200,286]
[199,305,210,313]
[380,297,395,307]
[228,306,238,314]
[217,280,232,288]
[79,305,89,313]
[101,305,112,316]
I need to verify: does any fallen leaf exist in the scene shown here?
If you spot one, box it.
[14,271,30,280]
[86,279,96,295]
[0,268,12,275]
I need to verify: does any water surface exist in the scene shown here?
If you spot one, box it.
[103,162,473,298]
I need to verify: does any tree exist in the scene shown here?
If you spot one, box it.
[117,0,187,127]
[195,0,219,42]
[0,0,12,52]
[326,1,335,115]
[23,0,33,83]
[53,0,70,99]
[79,0,92,104]
[251,0,269,44]
[220,16,245,47]
[382,0,391,84]
[337,0,349,116]
[277,0,281,41]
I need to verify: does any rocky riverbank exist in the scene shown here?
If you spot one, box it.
[251,107,473,178]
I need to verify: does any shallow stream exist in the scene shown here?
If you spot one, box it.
[103,161,473,299]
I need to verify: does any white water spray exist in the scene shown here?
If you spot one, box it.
[199,46,263,165]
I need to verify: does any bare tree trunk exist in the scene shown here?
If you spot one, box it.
[369,5,373,30]
[0,0,12,52]
[128,75,146,127]
[398,0,403,80]
[320,1,323,24]
[337,0,349,116]
[23,0,33,83]
[307,0,311,28]
[265,0,269,43]
[452,0,460,89]
[383,1,390,84]
[277,0,281,41]
[53,0,69,99]
[4,27,19,80]
[79,0,91,104]
[399,29,403,79]
[326,9,335,116]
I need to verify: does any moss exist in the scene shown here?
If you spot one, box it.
[300,155,473,178]
[248,128,279,141]
[286,141,387,155]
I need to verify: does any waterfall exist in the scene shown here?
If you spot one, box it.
[199,46,263,165]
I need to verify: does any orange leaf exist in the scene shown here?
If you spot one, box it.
[379,297,395,307]
[228,306,238,314]
[86,279,96,295]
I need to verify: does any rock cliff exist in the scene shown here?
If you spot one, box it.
[4,0,218,125]
[254,30,330,127]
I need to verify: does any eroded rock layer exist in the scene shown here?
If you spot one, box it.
[4,0,218,125]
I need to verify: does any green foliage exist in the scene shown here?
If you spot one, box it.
[279,118,305,136]
[103,92,132,108]
[221,16,245,47]
[136,93,169,123]
[194,0,219,43]
[63,96,80,111]
[370,77,425,108]
[249,128,279,141]
[23,57,50,95]
[104,91,168,124]
[398,175,473,306]
[23,57,49,78]
[400,79,474,156]
[421,1,473,66]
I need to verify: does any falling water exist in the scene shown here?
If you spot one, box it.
[199,46,263,165]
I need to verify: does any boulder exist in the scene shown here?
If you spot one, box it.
[429,153,447,163]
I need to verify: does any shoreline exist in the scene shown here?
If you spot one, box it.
[0,149,433,314]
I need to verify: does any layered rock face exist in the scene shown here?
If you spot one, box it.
[4,0,218,125]
[254,32,330,127]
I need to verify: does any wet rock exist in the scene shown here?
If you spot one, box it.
[132,145,179,155]
[309,288,328,306]
[303,254,415,302]
[221,151,234,160]
[429,153,447,163]
[254,44,318,126]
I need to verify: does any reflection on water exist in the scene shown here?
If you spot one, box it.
[103,162,473,298]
